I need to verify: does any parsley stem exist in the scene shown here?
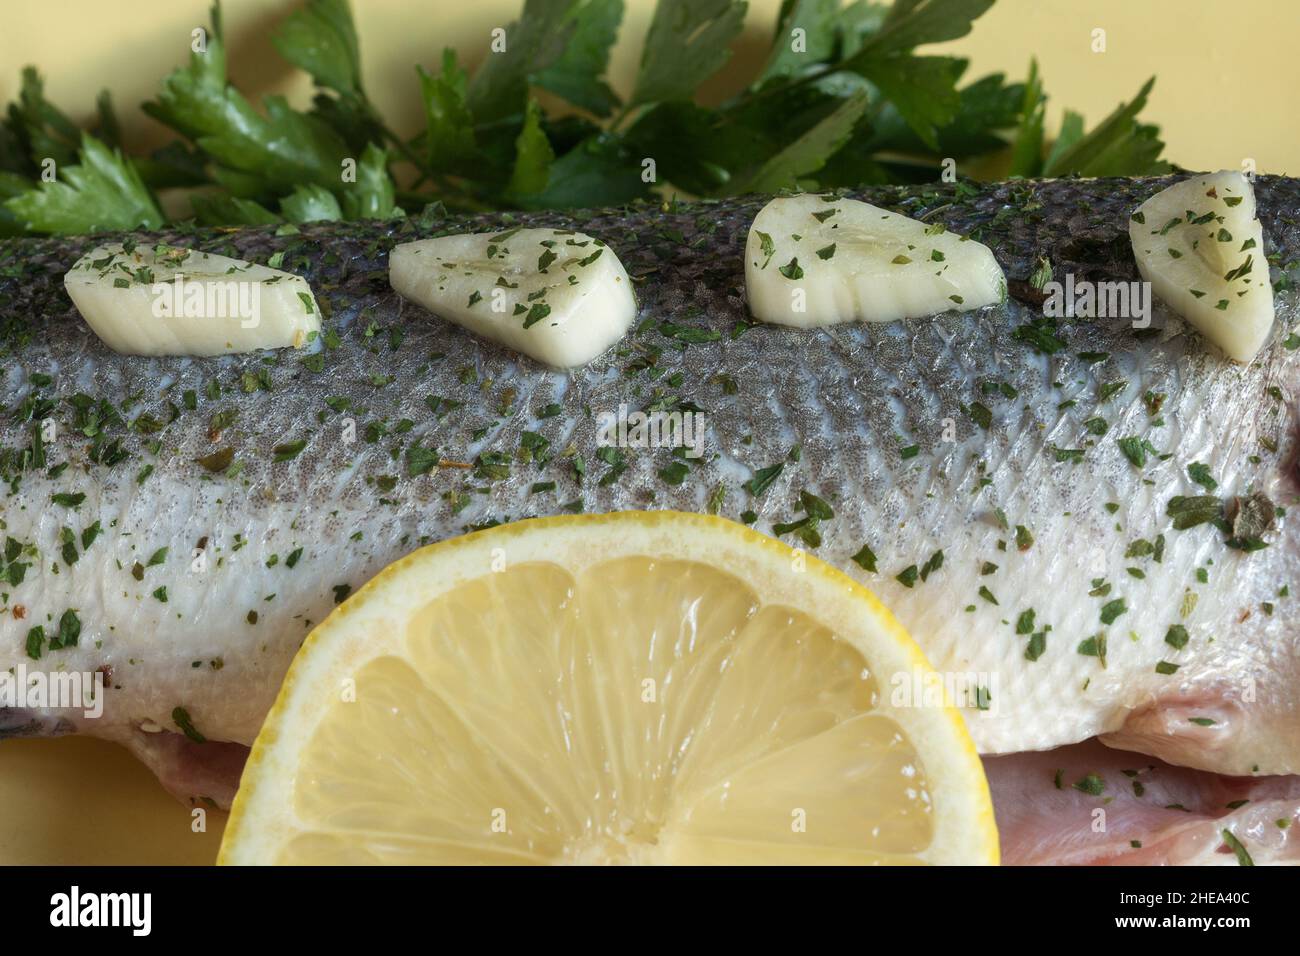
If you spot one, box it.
[608,103,641,133]
[380,126,424,172]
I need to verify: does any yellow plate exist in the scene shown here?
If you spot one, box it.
[0,737,224,865]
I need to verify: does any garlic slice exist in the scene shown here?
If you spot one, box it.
[64,243,321,356]
[390,228,636,368]
[745,194,1006,327]
[1129,171,1274,362]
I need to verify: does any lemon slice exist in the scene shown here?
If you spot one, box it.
[220,512,996,865]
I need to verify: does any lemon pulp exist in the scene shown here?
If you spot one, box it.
[220,513,996,865]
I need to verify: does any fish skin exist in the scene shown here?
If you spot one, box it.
[1,175,1298,806]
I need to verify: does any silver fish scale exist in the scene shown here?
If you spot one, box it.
[0,176,1297,781]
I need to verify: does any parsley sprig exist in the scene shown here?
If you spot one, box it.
[1,0,1171,235]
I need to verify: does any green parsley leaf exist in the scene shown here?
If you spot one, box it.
[271,0,363,95]
[507,98,555,197]
[629,0,746,107]
[5,133,163,234]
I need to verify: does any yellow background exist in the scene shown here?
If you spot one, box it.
[0,0,1295,866]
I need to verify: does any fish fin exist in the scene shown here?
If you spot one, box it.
[1100,695,1247,771]
[127,730,248,810]
[0,708,76,738]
